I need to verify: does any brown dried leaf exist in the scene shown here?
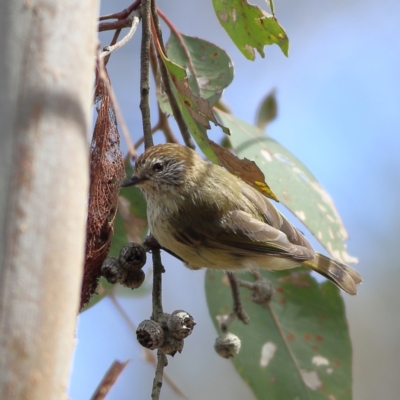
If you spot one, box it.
[91,360,129,400]
[210,140,279,201]
[174,79,217,127]
[256,88,278,129]
[82,68,125,309]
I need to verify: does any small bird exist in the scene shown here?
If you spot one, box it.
[121,143,362,294]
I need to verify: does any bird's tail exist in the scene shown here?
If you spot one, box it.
[302,253,362,295]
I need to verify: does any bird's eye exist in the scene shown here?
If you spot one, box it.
[153,162,164,172]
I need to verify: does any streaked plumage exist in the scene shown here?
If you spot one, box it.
[121,143,362,294]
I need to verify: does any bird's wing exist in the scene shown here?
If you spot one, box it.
[212,209,314,260]
[239,181,314,251]
[173,182,315,262]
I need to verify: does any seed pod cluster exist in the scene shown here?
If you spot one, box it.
[101,242,146,289]
[136,310,196,356]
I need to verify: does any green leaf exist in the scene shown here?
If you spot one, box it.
[206,268,352,399]
[212,0,289,60]
[155,37,230,164]
[215,111,357,265]
[166,74,220,163]
[255,88,278,129]
[165,33,234,107]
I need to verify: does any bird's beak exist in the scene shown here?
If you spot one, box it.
[120,175,141,188]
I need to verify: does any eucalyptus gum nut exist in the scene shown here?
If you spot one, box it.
[167,310,196,340]
[123,269,145,289]
[119,242,147,271]
[136,320,164,350]
[101,257,125,284]
[214,332,241,359]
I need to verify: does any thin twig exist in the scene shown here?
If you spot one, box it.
[140,0,153,150]
[109,290,137,333]
[157,8,196,79]
[97,57,136,158]
[155,106,178,143]
[149,39,160,86]
[104,29,122,66]
[90,360,129,400]
[99,19,135,32]
[236,279,254,290]
[99,0,141,21]
[227,272,250,323]
[151,248,165,322]
[150,247,166,400]
[151,350,168,400]
[150,6,195,149]
[221,272,250,332]
[100,10,141,59]
[149,41,179,144]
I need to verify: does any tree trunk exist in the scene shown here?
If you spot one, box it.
[0,1,99,398]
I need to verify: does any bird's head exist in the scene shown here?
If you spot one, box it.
[121,143,204,197]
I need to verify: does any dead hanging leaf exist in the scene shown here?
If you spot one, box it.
[255,88,278,130]
[209,140,279,201]
[91,360,129,400]
[173,78,230,135]
[82,67,125,309]
[175,80,214,126]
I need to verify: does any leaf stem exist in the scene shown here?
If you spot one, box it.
[157,8,197,79]
[221,272,250,332]
[150,6,195,149]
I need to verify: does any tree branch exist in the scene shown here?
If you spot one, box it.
[100,10,141,59]
[140,0,153,150]
[151,248,165,322]
[151,350,168,400]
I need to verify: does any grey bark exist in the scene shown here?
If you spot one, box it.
[0,1,99,398]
